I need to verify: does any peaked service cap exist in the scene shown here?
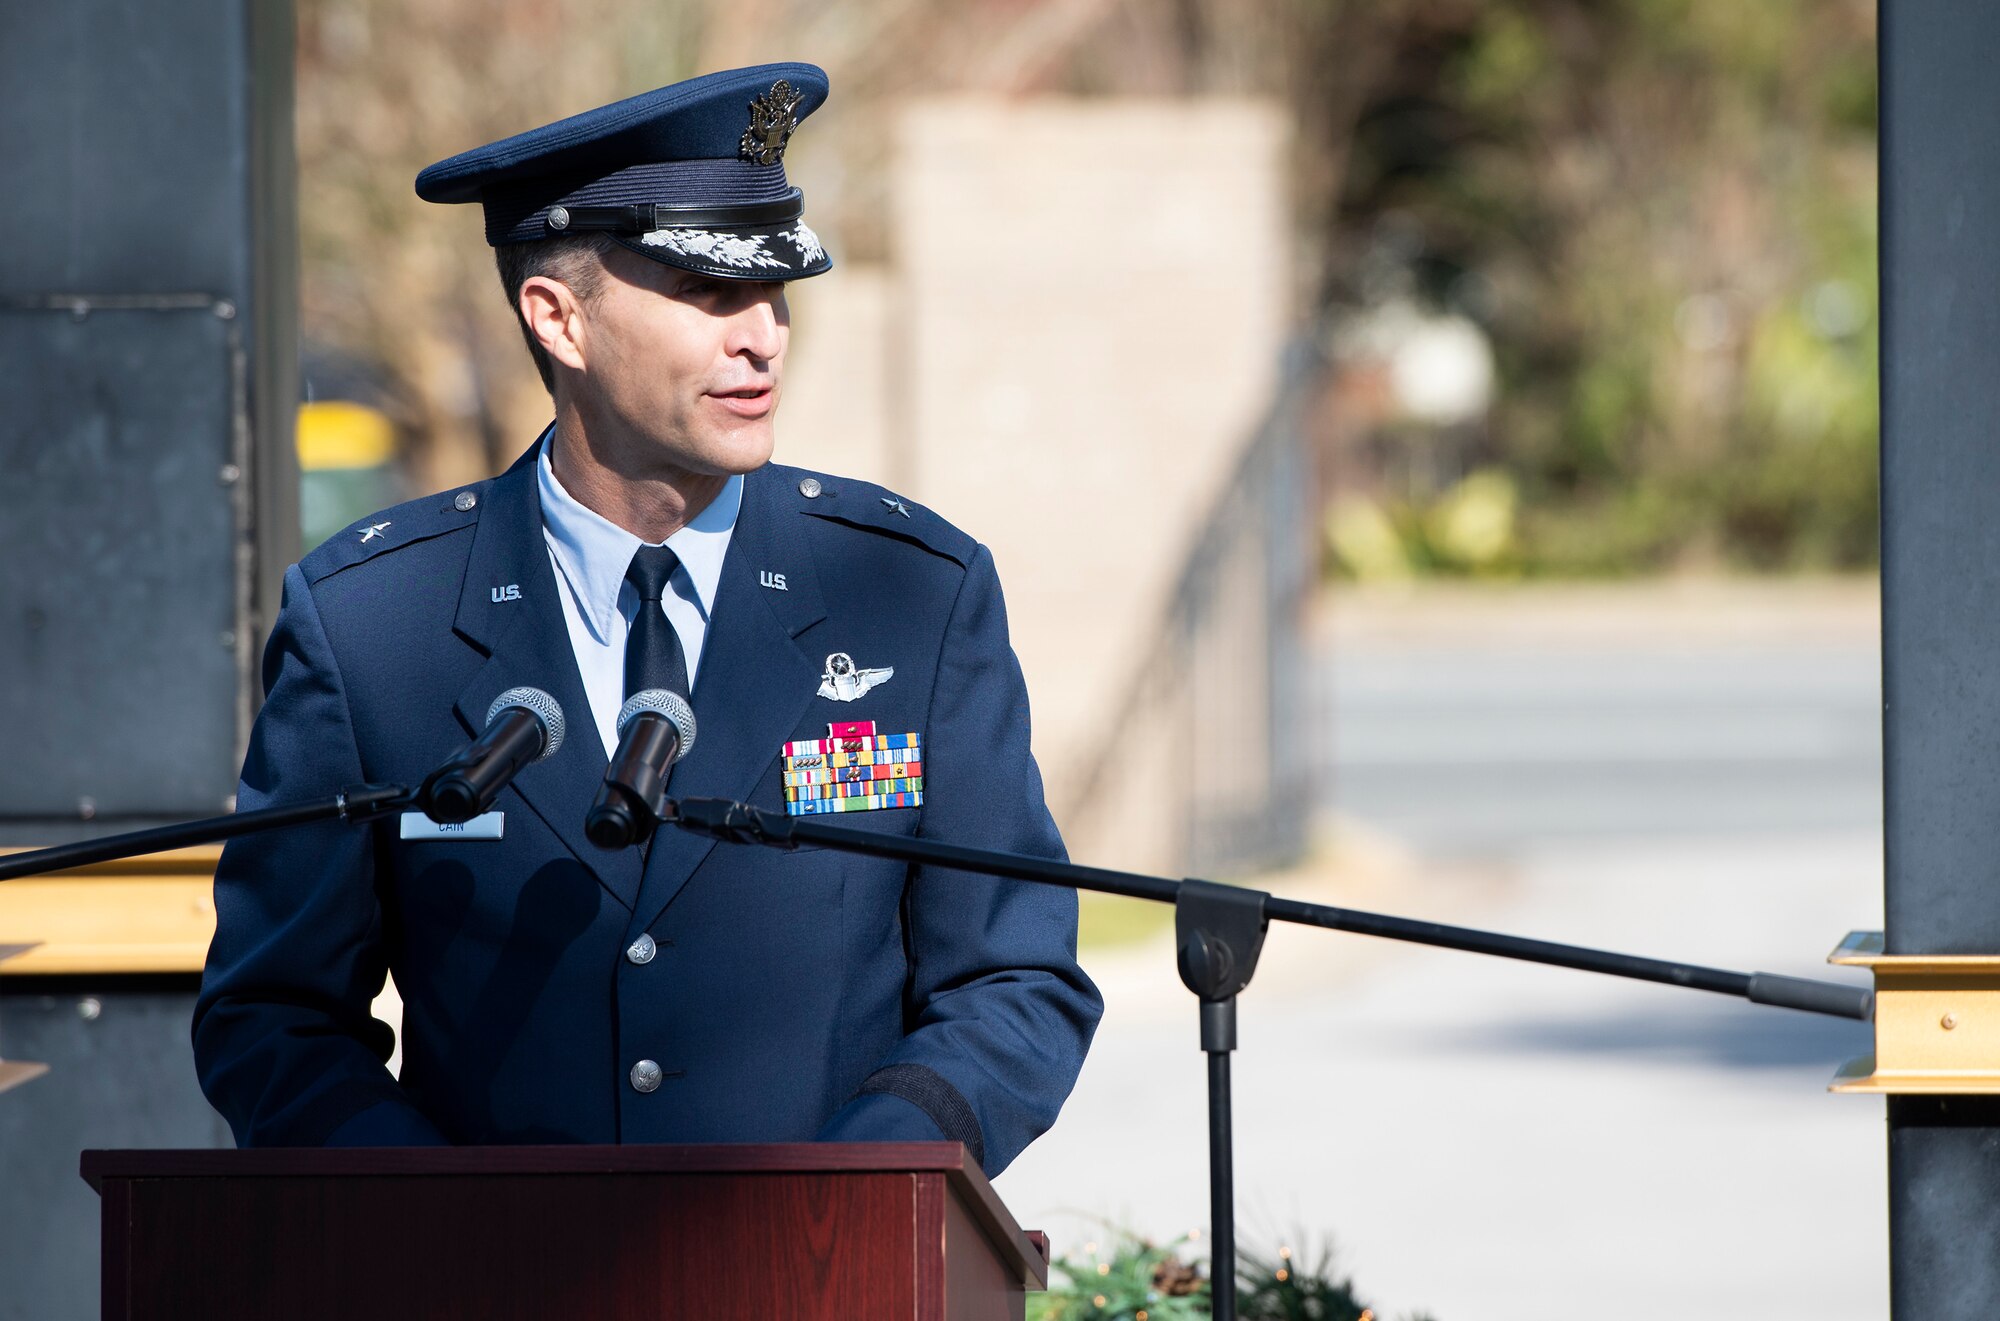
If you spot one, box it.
[415,62,832,281]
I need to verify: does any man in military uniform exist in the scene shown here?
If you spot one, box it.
[192,64,1102,1176]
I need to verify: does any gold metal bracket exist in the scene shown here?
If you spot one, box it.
[1829,930,2000,1094]
[0,942,51,1092]
[0,847,219,976]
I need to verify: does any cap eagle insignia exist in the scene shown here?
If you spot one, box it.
[740,80,804,166]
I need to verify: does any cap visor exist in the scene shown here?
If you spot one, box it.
[610,220,830,281]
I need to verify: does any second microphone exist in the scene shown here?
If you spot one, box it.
[586,689,698,850]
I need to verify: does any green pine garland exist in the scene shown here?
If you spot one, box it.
[1028,1230,1435,1321]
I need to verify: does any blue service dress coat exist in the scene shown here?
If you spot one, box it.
[192,441,1102,1175]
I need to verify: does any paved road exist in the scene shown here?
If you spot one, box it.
[996,584,1887,1320]
[1329,642,1882,854]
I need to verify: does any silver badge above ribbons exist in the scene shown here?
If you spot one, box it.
[818,652,893,702]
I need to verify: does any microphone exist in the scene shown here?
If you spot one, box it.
[586,689,698,850]
[420,687,566,824]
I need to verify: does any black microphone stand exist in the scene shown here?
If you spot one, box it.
[0,784,413,884]
[0,704,557,884]
[665,796,1872,1321]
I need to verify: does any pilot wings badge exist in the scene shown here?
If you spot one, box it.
[819,652,893,702]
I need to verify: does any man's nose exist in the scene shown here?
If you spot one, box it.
[729,291,786,362]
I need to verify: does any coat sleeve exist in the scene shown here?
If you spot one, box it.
[815,544,1103,1175]
[191,564,448,1147]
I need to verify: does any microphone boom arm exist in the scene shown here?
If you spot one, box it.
[669,793,1868,1321]
[666,795,1872,1020]
[0,783,414,884]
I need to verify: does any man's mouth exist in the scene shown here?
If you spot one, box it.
[707,385,775,417]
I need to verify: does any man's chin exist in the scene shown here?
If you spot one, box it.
[691,421,777,477]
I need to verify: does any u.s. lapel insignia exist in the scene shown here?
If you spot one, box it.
[780,721,924,815]
[819,652,893,702]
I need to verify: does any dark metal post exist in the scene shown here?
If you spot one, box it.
[1172,881,1268,1317]
[0,4,298,1315]
[1880,1,2000,1314]
[1202,1000,1238,1321]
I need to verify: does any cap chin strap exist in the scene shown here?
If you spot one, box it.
[545,189,804,235]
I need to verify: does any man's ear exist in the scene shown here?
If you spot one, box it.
[519,275,588,373]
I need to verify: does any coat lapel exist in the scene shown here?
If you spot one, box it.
[631,465,826,932]
[450,446,643,912]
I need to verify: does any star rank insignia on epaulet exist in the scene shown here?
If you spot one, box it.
[780,722,924,815]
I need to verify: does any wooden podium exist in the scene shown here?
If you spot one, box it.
[81,1142,1048,1320]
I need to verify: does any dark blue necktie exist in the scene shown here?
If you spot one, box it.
[624,545,690,701]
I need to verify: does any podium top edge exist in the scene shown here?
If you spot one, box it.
[83,1140,1048,1288]
[80,1141,983,1189]
[82,1141,1046,1285]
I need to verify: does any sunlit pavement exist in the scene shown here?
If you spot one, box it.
[996,580,1887,1320]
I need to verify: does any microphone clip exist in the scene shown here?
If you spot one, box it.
[665,797,794,848]
[337,783,419,824]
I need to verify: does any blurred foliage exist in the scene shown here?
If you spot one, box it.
[1029,1231,1430,1321]
[1030,1235,1210,1321]
[1076,891,1175,953]
[297,0,719,492]
[1320,0,1879,576]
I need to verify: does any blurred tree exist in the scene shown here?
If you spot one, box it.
[300,1,761,491]
[1311,0,1878,574]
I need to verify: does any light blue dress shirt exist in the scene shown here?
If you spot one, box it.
[537,433,741,758]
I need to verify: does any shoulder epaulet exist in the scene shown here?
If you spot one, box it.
[298,480,490,586]
[773,463,977,568]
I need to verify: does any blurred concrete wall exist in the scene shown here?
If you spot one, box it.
[784,97,1291,873]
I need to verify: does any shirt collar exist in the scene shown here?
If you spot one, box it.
[537,430,743,645]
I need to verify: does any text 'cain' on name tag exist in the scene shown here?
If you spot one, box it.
[399,811,505,840]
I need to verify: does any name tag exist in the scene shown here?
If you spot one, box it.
[400,811,505,840]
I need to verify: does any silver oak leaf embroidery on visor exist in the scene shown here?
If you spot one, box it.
[638,227,788,270]
[783,223,825,264]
